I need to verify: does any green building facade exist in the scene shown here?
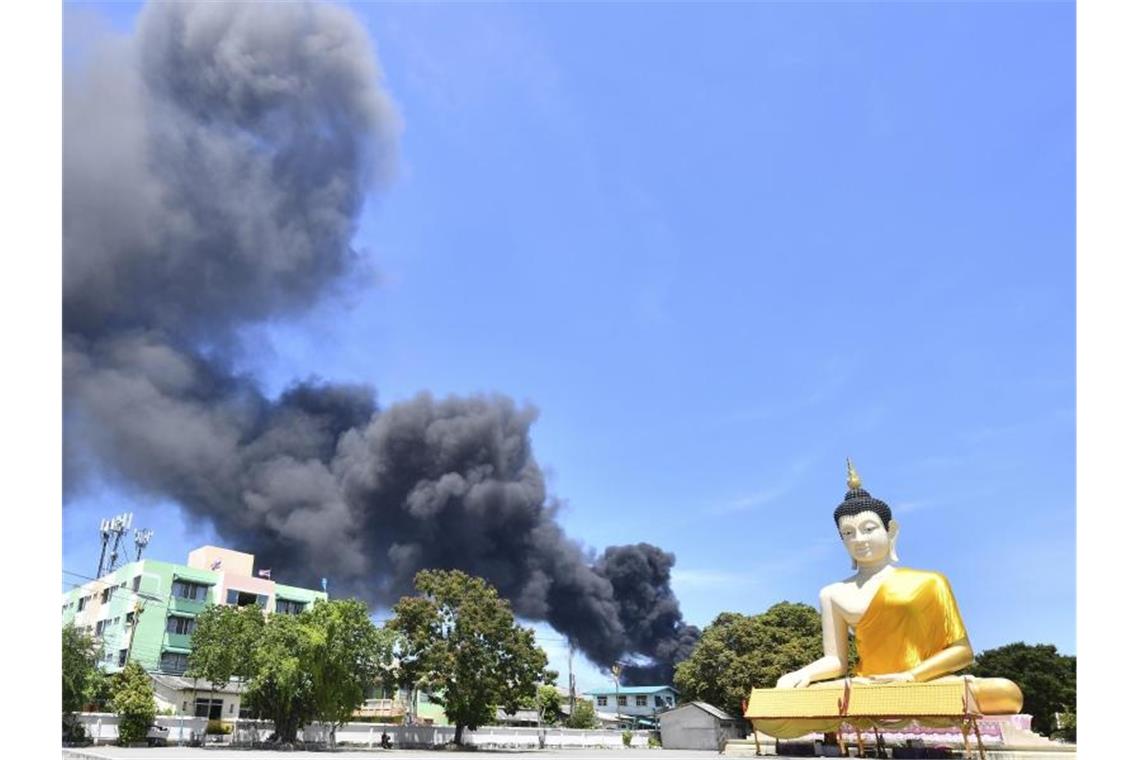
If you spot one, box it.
[62,545,327,674]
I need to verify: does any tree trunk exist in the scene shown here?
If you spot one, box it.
[453,723,464,745]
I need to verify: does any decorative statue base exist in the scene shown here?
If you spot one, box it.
[745,462,1023,746]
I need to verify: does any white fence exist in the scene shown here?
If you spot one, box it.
[73,713,654,749]
[75,714,206,745]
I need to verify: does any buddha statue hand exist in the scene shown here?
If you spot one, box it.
[775,669,812,689]
[867,671,915,684]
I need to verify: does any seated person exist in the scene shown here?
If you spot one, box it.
[773,461,1021,716]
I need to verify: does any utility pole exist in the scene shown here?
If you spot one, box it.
[536,683,544,747]
[611,663,622,731]
[568,640,576,709]
[125,599,145,664]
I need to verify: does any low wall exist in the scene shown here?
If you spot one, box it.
[74,714,207,745]
[72,713,653,749]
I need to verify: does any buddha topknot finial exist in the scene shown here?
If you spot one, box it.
[846,458,862,491]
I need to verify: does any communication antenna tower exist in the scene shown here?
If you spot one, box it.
[96,518,114,579]
[133,529,153,562]
[97,512,133,577]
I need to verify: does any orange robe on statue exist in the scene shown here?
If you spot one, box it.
[854,568,968,677]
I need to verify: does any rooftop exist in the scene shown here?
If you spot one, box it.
[583,684,678,696]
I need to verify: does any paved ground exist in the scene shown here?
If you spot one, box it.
[64,749,720,760]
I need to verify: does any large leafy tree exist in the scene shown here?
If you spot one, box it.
[62,624,102,715]
[968,642,1076,735]
[243,611,315,742]
[111,662,156,745]
[186,603,265,689]
[388,569,551,744]
[379,592,436,723]
[241,599,391,743]
[307,599,393,736]
[674,602,847,717]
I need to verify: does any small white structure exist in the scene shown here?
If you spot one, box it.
[660,700,745,751]
[150,673,244,719]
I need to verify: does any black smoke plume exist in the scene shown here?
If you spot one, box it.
[64,0,696,682]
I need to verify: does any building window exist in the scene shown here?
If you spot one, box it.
[77,597,88,612]
[94,620,107,636]
[618,696,628,707]
[132,576,141,592]
[118,649,128,667]
[666,696,674,706]
[166,615,196,635]
[275,598,306,615]
[655,696,664,707]
[100,588,112,604]
[596,696,608,707]
[636,695,647,707]
[125,611,135,625]
[229,703,235,715]
[195,698,223,720]
[159,651,190,674]
[226,589,266,608]
[172,580,209,601]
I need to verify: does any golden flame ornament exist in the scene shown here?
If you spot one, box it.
[846,458,862,491]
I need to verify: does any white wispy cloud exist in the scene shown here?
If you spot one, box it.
[709,455,814,515]
[671,568,763,589]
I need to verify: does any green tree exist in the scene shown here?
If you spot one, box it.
[967,642,1076,735]
[240,599,391,743]
[307,599,393,741]
[243,611,315,742]
[381,593,436,724]
[535,683,563,725]
[186,603,265,719]
[674,602,849,717]
[62,624,102,715]
[388,569,550,744]
[565,698,598,729]
[111,662,156,745]
[187,603,265,688]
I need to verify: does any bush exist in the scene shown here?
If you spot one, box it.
[622,729,633,746]
[565,699,598,729]
[206,719,233,735]
[648,734,661,748]
[62,717,88,746]
[111,662,155,745]
[1054,711,1076,742]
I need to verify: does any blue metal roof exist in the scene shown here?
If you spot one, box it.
[583,685,678,696]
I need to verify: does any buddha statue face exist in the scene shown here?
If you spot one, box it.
[837,510,899,568]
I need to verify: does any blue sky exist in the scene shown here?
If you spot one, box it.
[63,1,1074,692]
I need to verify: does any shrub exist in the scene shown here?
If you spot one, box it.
[565,699,598,729]
[206,719,233,735]
[622,729,633,746]
[111,662,156,745]
[648,734,661,748]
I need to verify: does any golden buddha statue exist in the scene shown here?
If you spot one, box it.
[747,461,1022,739]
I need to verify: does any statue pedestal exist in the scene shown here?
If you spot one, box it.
[745,680,1022,759]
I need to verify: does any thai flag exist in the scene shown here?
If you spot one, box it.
[257,568,272,579]
[210,560,222,570]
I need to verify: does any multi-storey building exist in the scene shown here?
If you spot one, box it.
[585,685,680,728]
[62,545,327,677]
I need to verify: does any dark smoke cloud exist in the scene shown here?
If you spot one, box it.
[64,0,695,682]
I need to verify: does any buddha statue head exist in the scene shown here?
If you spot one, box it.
[834,459,899,569]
